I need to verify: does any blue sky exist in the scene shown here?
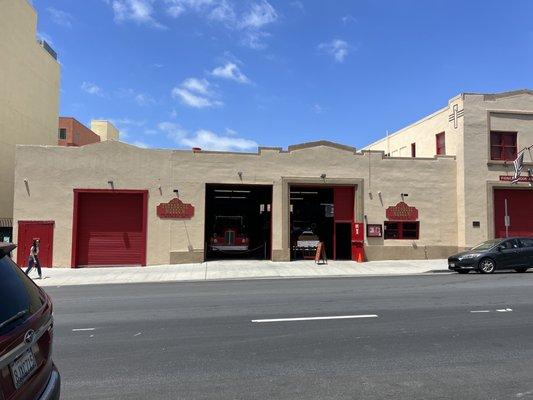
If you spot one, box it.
[33,0,533,151]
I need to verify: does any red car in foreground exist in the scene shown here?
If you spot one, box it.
[0,243,60,400]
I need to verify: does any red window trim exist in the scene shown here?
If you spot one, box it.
[384,221,420,240]
[435,132,445,155]
[71,189,148,268]
[490,131,517,161]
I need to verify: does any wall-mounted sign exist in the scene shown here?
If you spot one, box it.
[367,224,382,238]
[157,198,194,219]
[352,222,364,242]
[386,202,419,221]
[499,175,533,183]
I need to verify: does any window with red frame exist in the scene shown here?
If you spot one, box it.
[436,132,445,155]
[384,221,419,239]
[490,131,517,161]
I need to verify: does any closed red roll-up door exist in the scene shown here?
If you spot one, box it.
[75,191,147,267]
[494,188,533,238]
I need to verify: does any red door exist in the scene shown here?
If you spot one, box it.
[73,190,147,267]
[16,221,54,268]
[333,187,355,260]
[494,189,533,237]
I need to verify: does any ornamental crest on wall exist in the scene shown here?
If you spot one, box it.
[385,202,419,221]
[157,198,194,219]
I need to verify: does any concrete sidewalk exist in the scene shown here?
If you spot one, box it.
[33,259,450,287]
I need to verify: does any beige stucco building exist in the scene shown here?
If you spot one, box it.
[0,0,60,241]
[12,90,533,268]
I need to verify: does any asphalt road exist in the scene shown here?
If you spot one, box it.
[45,272,533,400]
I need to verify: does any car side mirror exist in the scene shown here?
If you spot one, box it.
[497,245,504,252]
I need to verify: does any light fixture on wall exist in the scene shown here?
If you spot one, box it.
[108,180,114,189]
[173,189,179,197]
[320,173,326,180]
[24,178,30,196]
[401,193,409,201]
[238,171,243,180]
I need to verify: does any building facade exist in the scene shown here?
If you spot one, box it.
[12,90,533,268]
[0,0,60,242]
[364,90,533,250]
[57,118,119,147]
[58,118,101,147]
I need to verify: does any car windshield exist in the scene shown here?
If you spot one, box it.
[470,239,501,251]
[0,256,44,334]
[214,217,243,230]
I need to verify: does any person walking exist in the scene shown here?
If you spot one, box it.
[25,239,42,279]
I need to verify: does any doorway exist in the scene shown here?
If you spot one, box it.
[335,223,352,260]
[16,221,54,268]
[205,184,272,260]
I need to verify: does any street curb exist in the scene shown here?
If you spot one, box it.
[37,270,455,288]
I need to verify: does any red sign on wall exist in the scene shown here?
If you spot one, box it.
[499,175,533,183]
[157,198,194,219]
[386,202,419,221]
[352,222,364,242]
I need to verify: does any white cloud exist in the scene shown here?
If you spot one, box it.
[319,39,349,63]
[290,1,304,12]
[47,8,74,28]
[208,0,236,23]
[211,62,250,84]
[157,0,277,49]
[313,104,323,114]
[181,78,211,95]
[171,78,222,108]
[157,122,256,152]
[342,14,357,24]
[158,121,188,141]
[135,93,156,106]
[111,0,167,29]
[115,88,156,106]
[180,129,257,152]
[102,117,146,139]
[239,0,277,29]
[132,140,150,148]
[172,89,222,108]
[81,82,104,96]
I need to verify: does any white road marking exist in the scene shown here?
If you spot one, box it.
[470,310,490,313]
[72,328,95,332]
[496,308,513,312]
[134,332,142,337]
[251,314,378,323]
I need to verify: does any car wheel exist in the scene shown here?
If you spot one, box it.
[478,258,496,274]
[515,267,528,273]
[456,270,469,274]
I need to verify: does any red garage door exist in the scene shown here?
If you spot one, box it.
[494,188,533,238]
[73,190,147,267]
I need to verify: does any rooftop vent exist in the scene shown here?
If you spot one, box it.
[37,39,57,60]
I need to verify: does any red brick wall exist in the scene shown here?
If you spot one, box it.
[58,117,101,146]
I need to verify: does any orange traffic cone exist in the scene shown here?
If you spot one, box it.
[356,251,364,263]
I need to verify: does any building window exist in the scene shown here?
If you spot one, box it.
[411,143,416,157]
[490,131,517,161]
[58,128,67,140]
[384,221,419,240]
[436,132,445,155]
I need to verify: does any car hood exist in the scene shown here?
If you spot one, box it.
[449,250,485,259]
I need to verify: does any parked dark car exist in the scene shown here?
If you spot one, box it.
[0,243,60,400]
[448,237,533,274]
